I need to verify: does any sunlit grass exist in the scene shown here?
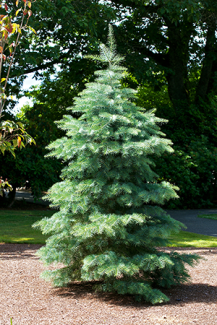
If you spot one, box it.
[168,230,217,248]
[0,210,54,244]
[1,210,217,247]
[197,213,217,221]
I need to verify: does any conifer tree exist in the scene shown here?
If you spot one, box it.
[34,25,199,304]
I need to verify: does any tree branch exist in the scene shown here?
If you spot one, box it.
[10,52,70,78]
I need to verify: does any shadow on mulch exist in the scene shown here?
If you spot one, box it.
[53,280,217,308]
[163,247,217,255]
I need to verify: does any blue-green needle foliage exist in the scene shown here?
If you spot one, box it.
[33,26,199,304]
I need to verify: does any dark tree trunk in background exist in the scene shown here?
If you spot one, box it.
[195,21,217,103]
[165,20,190,114]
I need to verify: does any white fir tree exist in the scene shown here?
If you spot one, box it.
[34,25,198,304]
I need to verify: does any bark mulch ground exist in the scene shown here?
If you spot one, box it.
[0,244,216,325]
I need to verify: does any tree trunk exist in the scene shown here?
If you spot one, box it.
[195,21,217,103]
[165,21,191,114]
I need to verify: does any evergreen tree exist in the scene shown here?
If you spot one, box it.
[34,26,199,304]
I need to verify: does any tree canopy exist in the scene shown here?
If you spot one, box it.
[3,0,216,119]
[1,0,217,208]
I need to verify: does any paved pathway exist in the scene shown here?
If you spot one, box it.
[16,191,217,237]
[167,209,217,237]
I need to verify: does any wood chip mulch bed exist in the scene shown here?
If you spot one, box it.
[0,244,217,325]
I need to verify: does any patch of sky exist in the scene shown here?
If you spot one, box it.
[13,73,41,114]
[13,64,61,115]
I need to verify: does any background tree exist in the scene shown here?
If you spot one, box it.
[34,27,198,304]
[1,65,96,197]
[8,0,114,85]
[4,0,217,123]
[2,0,217,207]
[10,0,217,119]
[0,0,110,197]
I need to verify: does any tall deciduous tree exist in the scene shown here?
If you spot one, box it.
[12,0,217,106]
[9,0,217,146]
[34,26,198,304]
[0,0,214,129]
[110,0,217,123]
[3,0,217,206]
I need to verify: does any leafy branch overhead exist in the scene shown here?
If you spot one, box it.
[0,175,12,197]
[0,0,36,155]
[0,119,35,156]
[0,0,36,116]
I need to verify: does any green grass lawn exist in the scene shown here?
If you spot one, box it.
[0,210,54,244]
[1,209,217,247]
[197,213,217,221]
[168,231,217,248]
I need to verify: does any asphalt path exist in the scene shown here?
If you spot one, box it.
[167,209,217,237]
[16,191,217,237]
